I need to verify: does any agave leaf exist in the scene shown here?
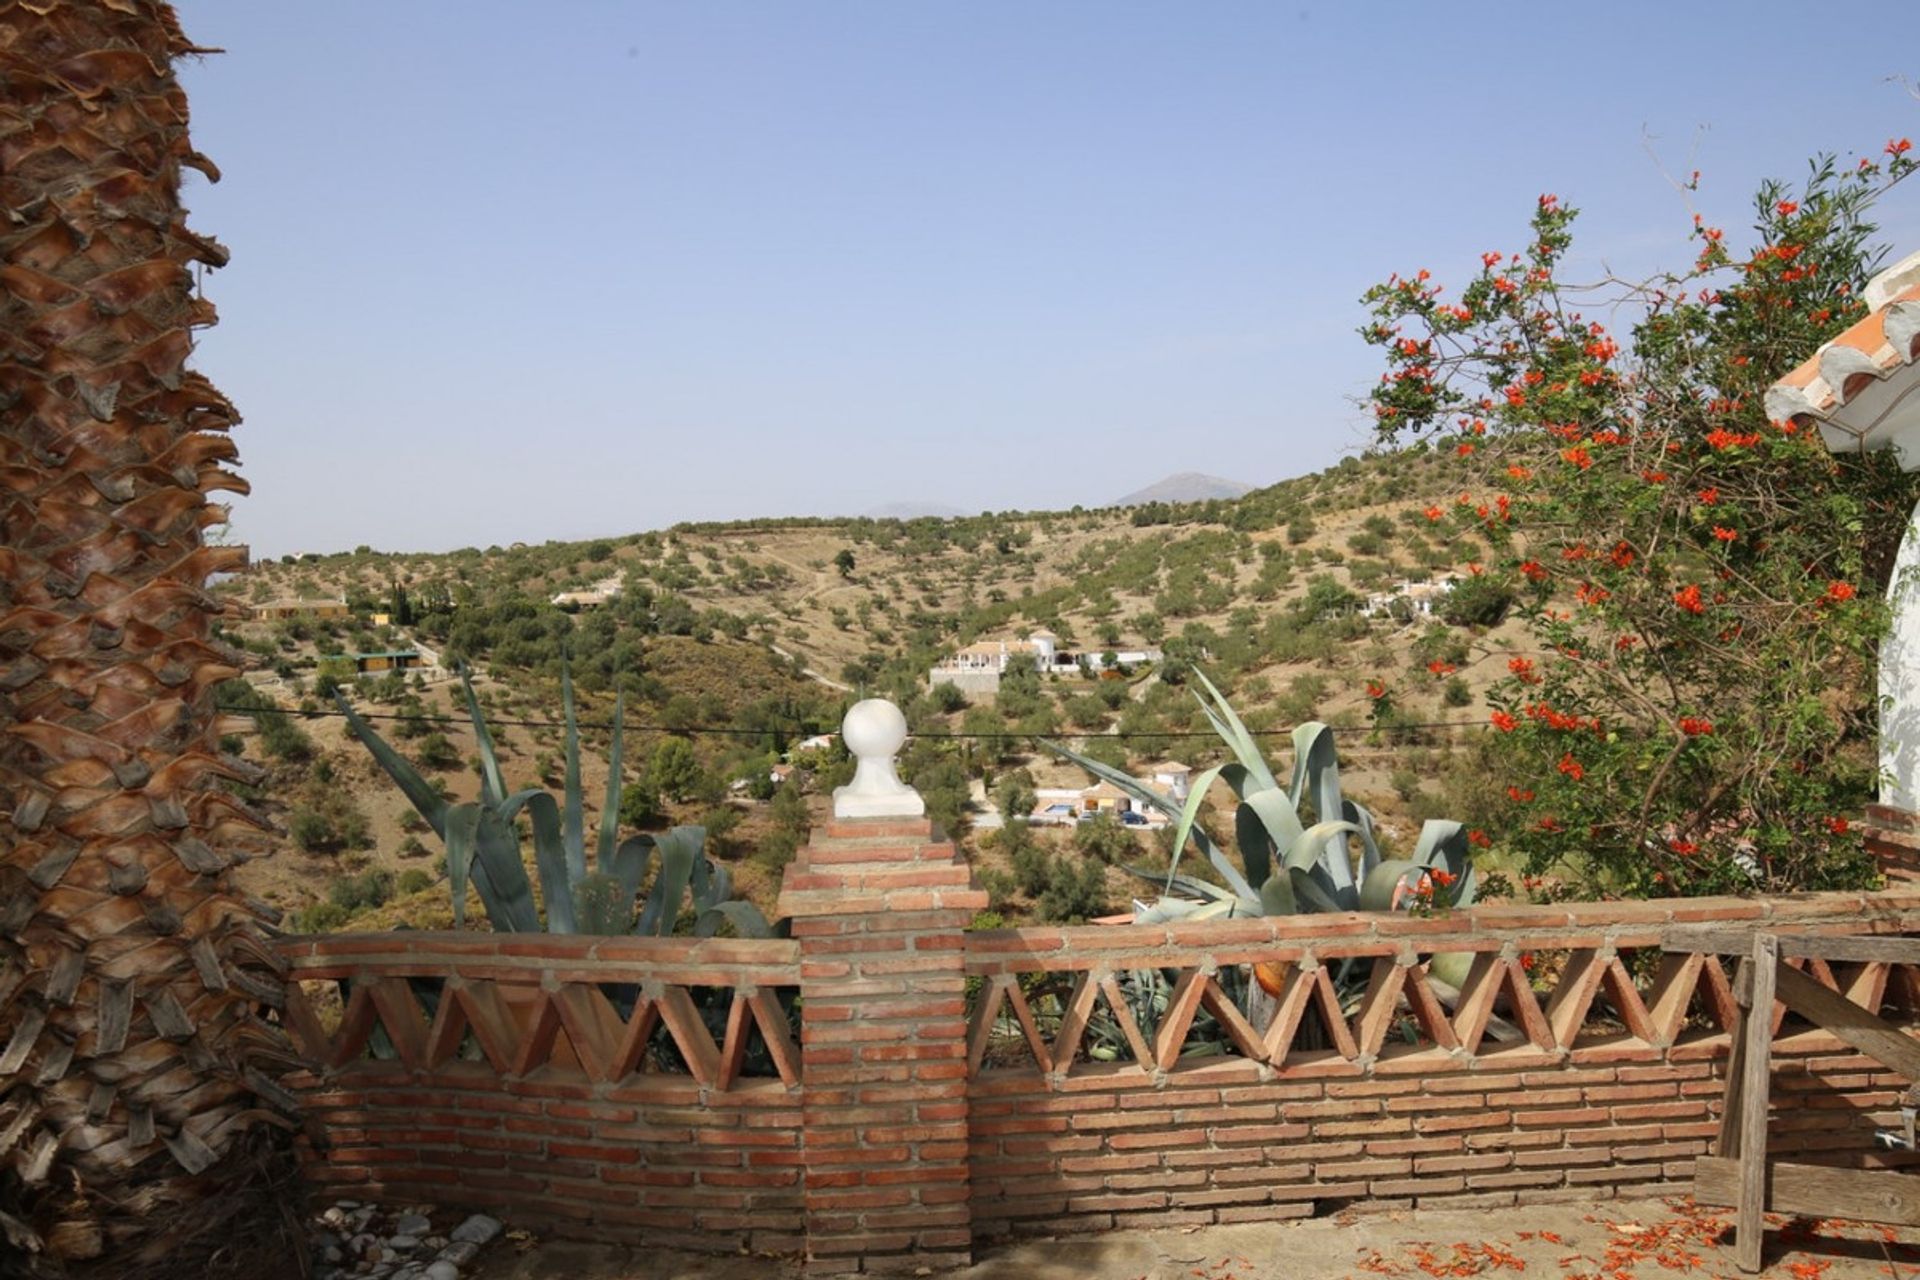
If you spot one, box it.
[471,806,540,932]
[637,826,700,936]
[1166,764,1226,891]
[1291,723,1357,898]
[1191,668,1281,794]
[1217,763,1254,800]
[442,802,483,928]
[1133,897,1229,924]
[597,692,625,873]
[335,693,449,838]
[701,861,735,912]
[695,900,774,938]
[1258,871,1297,916]
[1233,805,1275,891]
[1240,788,1307,879]
[561,665,585,882]
[1359,859,1423,912]
[1197,843,1256,904]
[1282,820,1363,874]
[1121,864,1235,901]
[1410,820,1473,909]
[501,789,575,933]
[573,871,630,936]
[1287,866,1343,914]
[606,834,654,913]
[459,667,508,809]
[1342,798,1383,881]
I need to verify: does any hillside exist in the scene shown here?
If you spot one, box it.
[216,445,1528,935]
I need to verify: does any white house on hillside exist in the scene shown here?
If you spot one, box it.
[1360,575,1457,620]
[928,629,1163,693]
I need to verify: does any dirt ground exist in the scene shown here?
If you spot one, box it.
[469,1197,1920,1280]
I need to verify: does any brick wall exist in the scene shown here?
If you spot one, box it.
[962,890,1920,1241]
[279,932,807,1256]
[275,852,1920,1271]
[1867,804,1920,882]
[968,1037,1901,1238]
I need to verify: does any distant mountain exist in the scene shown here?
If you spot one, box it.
[1112,472,1254,506]
[862,501,970,520]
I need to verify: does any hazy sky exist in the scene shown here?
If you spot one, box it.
[176,2,1920,557]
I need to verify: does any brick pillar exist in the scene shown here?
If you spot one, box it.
[778,817,985,1274]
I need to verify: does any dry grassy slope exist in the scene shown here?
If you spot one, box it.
[216,629,821,924]
[225,448,1539,923]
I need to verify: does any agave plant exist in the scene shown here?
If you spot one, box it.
[1042,669,1478,927]
[337,666,775,937]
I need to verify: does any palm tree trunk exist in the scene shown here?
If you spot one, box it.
[0,2,300,1271]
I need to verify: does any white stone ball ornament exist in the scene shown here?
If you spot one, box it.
[832,698,926,819]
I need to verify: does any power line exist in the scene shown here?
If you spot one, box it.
[213,703,1491,740]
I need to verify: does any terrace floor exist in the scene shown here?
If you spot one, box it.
[469,1197,1920,1279]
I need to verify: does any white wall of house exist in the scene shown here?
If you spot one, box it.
[1884,500,1920,811]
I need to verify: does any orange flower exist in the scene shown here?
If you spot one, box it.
[1776,200,1799,216]
[1490,710,1518,732]
[1712,526,1737,542]
[1423,505,1443,522]
[1506,785,1534,803]
[1481,251,1502,268]
[1641,469,1669,484]
[1673,584,1705,614]
[1669,839,1698,855]
[1889,138,1913,157]
[1826,816,1850,835]
[1366,679,1387,700]
[1519,560,1549,582]
[1824,580,1856,603]
[1506,464,1532,480]
[1561,445,1593,470]
[1467,830,1490,848]
[1508,656,1538,683]
[1678,717,1713,736]
[1557,752,1584,781]
[1696,487,1718,505]
[1432,869,1457,887]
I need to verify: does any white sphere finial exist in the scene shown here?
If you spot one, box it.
[833,698,925,819]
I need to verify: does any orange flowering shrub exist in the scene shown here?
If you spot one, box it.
[1362,144,1918,895]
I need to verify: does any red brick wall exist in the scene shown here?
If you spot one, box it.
[295,1073,805,1253]
[278,932,806,1256]
[967,1043,1902,1239]
[275,869,1920,1267]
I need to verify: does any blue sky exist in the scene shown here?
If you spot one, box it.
[176,2,1920,556]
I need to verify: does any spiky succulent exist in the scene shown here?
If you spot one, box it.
[339,665,775,937]
[1042,669,1477,925]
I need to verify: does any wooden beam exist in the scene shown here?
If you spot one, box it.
[1774,961,1920,1081]
[1735,932,1779,1274]
[1697,1155,1920,1226]
[1664,928,1920,964]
